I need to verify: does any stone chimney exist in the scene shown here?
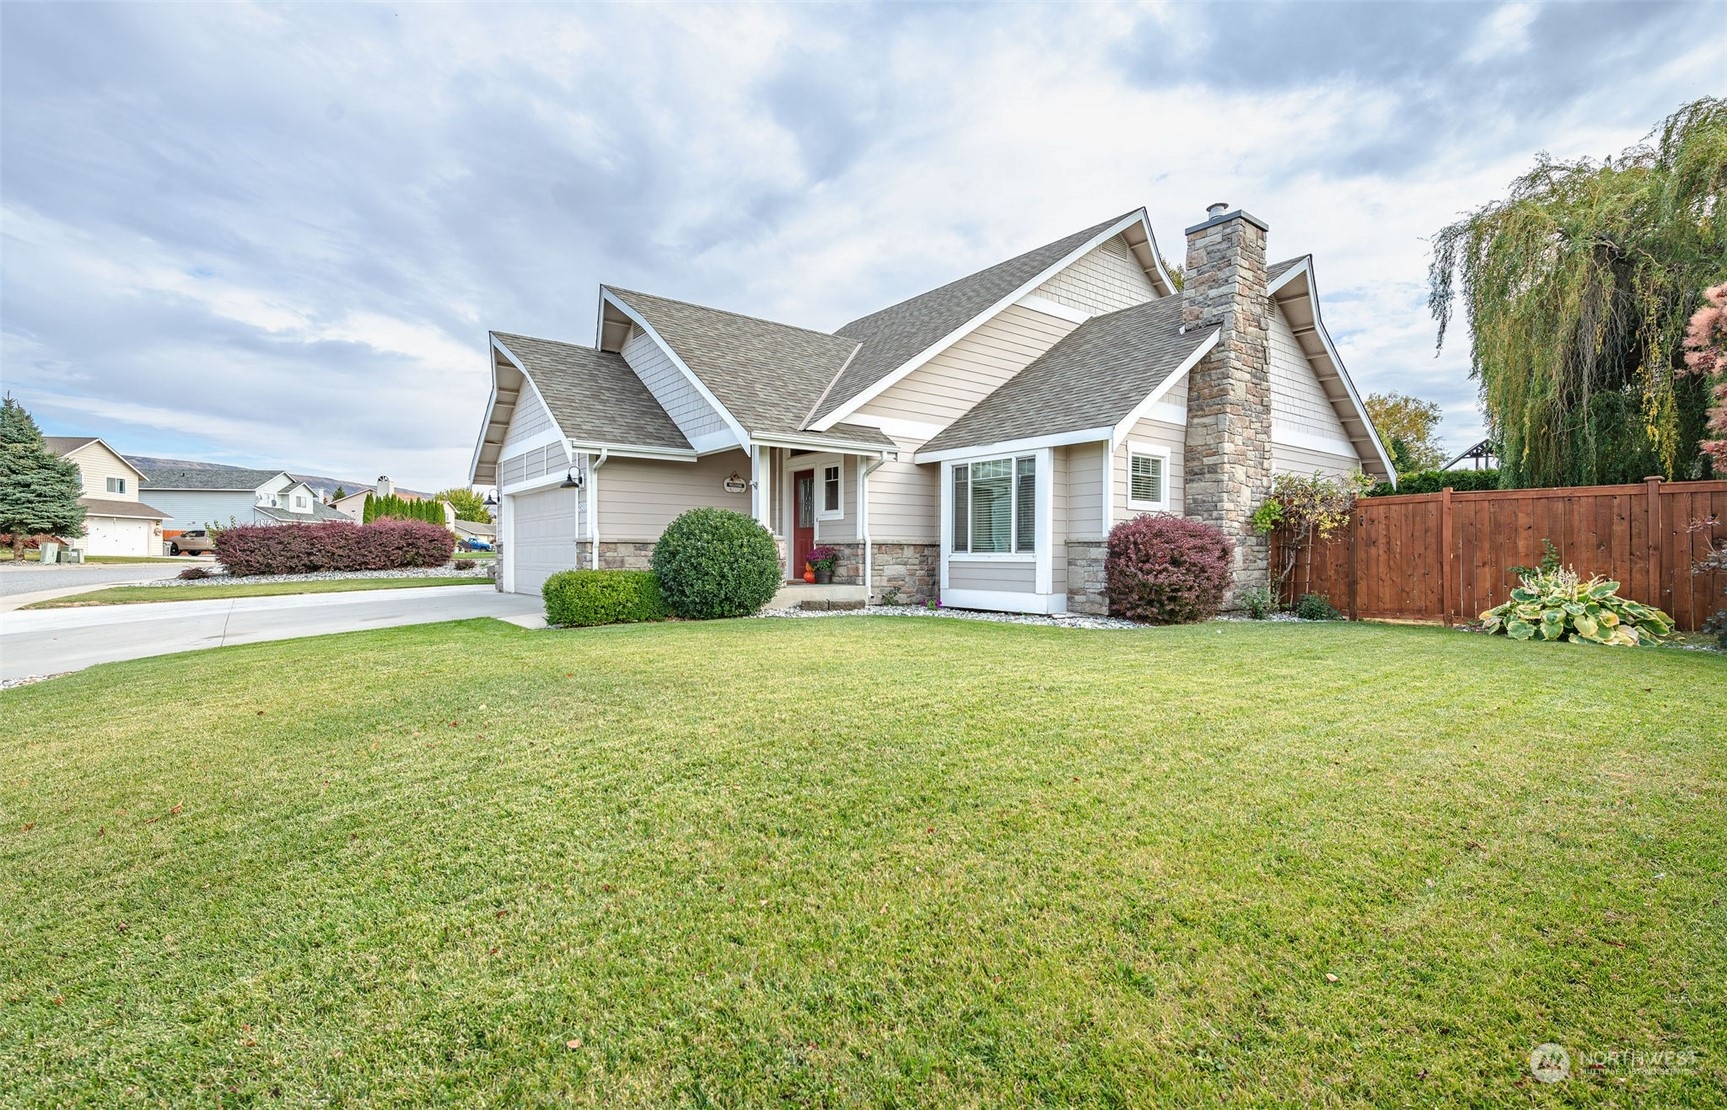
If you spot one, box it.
[1181,202,1273,596]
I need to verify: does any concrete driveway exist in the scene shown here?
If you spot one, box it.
[0,584,544,681]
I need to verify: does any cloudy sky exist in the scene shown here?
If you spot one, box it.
[2,2,1720,489]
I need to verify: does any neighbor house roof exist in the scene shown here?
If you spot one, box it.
[920,298,1219,455]
[44,436,97,456]
[142,464,285,491]
[253,501,349,523]
[819,212,1139,420]
[601,287,861,437]
[76,496,168,520]
[493,331,693,451]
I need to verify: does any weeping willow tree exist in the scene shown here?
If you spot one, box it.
[1430,98,1727,487]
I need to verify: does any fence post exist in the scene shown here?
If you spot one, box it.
[1644,475,1664,612]
[1440,487,1454,626]
[1347,509,1360,621]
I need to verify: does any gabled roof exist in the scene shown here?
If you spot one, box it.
[919,299,1218,456]
[253,502,350,523]
[45,436,151,481]
[601,287,859,437]
[816,211,1168,424]
[142,464,287,491]
[76,495,168,520]
[492,332,692,451]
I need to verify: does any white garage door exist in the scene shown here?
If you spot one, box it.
[79,515,154,557]
[508,487,578,595]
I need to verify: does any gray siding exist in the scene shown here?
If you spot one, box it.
[1271,441,1361,479]
[502,385,554,450]
[622,329,730,444]
[1269,302,1351,447]
[863,434,939,544]
[597,449,753,542]
[500,442,571,490]
[1113,416,1186,523]
[145,490,259,531]
[948,559,1036,591]
[1063,442,1107,540]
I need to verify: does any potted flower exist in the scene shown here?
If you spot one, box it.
[806,545,840,584]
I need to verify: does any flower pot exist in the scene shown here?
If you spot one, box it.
[813,567,833,584]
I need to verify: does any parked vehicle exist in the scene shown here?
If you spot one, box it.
[169,529,216,555]
[460,538,494,552]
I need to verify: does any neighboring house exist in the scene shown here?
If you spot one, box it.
[454,519,496,544]
[43,437,170,556]
[471,203,1394,613]
[141,463,350,530]
[329,476,438,522]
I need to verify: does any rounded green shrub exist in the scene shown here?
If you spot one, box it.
[650,508,782,619]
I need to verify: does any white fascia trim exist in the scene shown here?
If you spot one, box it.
[1266,255,1312,297]
[69,440,151,483]
[750,432,900,457]
[501,471,577,496]
[1132,209,1180,299]
[1110,332,1218,445]
[942,588,1068,615]
[1283,266,1397,483]
[914,426,1114,465]
[600,288,752,450]
[481,336,568,482]
[815,211,1147,430]
[687,430,740,455]
[1015,293,1091,324]
[500,426,567,459]
[839,414,946,444]
[568,440,697,462]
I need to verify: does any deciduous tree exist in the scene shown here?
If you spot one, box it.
[1364,392,1448,474]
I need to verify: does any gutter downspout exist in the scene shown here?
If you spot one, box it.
[586,448,609,570]
[859,451,889,603]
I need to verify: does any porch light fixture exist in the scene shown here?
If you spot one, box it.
[560,467,585,490]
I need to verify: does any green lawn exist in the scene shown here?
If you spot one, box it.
[2,619,1722,1106]
[24,576,486,608]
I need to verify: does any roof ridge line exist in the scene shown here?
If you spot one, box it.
[603,285,845,344]
[800,341,865,430]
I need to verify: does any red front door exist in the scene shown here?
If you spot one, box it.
[793,469,815,577]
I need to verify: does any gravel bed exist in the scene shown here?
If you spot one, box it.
[752,604,1140,630]
[137,566,493,588]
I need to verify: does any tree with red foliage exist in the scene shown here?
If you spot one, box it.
[1681,281,1727,470]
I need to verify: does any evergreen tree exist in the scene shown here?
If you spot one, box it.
[0,394,87,559]
[333,486,347,500]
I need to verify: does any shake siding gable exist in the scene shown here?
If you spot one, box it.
[1269,303,1351,447]
[502,386,554,451]
[621,329,731,447]
[1031,236,1158,316]
[856,305,1078,429]
[598,449,753,542]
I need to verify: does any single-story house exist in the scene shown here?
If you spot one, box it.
[471,203,1393,613]
[328,476,439,522]
[44,437,170,556]
[140,463,349,531]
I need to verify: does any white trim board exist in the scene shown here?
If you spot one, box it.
[915,426,1114,465]
[941,588,1068,615]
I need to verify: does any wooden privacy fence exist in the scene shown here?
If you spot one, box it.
[1274,478,1727,631]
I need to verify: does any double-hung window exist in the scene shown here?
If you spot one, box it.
[819,464,841,518]
[951,456,1036,554]
[1127,445,1168,511]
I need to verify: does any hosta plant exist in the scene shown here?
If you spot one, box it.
[1479,568,1674,646]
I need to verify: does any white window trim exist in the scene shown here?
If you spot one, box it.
[1126,441,1171,512]
[816,460,844,522]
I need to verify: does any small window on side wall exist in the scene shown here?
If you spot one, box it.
[822,465,841,515]
[106,476,126,494]
[1128,448,1166,509]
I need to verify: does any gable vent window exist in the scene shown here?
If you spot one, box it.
[952,455,1036,555]
[1128,448,1167,510]
[106,477,126,494]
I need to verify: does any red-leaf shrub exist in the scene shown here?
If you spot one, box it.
[1105,513,1234,624]
[215,520,454,576]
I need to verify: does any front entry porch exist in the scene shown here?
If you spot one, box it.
[768,581,870,611]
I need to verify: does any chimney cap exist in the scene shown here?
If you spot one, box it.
[1206,201,1229,218]
[1184,206,1271,235]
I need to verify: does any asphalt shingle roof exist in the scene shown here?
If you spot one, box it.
[76,496,169,519]
[491,332,692,451]
[43,436,97,456]
[142,464,285,491]
[920,298,1217,455]
[603,288,860,436]
[253,502,351,523]
[1266,256,1307,285]
[821,212,1137,418]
